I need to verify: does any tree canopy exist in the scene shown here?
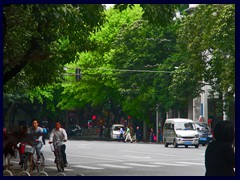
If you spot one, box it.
[3,4,106,88]
[4,4,235,125]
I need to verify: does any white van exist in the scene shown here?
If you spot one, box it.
[110,124,125,140]
[163,118,199,148]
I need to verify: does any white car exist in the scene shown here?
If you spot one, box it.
[110,124,125,140]
[163,118,199,148]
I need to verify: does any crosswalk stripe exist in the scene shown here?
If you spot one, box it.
[124,163,161,167]
[45,166,74,171]
[45,158,55,161]
[71,165,104,170]
[124,155,151,159]
[151,162,188,166]
[177,162,204,165]
[98,164,133,168]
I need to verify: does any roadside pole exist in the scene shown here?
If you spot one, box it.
[156,105,159,143]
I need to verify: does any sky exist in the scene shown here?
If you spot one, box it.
[103,4,115,9]
[103,4,199,9]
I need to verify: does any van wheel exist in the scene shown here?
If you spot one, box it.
[173,139,178,148]
[195,144,199,148]
[164,139,168,147]
[185,145,188,148]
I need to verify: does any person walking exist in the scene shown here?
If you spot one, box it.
[118,127,125,142]
[99,125,104,137]
[205,120,235,176]
[42,125,48,145]
[149,128,154,143]
[124,126,133,143]
[49,122,68,167]
[135,126,142,143]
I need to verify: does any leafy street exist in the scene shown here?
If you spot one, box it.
[3,4,235,176]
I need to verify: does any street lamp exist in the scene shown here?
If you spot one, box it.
[156,104,159,143]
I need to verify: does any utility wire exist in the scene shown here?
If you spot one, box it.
[64,67,174,74]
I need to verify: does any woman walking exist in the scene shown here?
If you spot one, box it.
[124,126,133,143]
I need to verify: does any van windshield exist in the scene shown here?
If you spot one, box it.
[175,122,196,130]
[113,126,124,131]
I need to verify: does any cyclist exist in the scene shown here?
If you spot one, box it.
[29,119,44,162]
[49,122,68,167]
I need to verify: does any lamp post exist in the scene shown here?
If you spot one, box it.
[156,104,159,143]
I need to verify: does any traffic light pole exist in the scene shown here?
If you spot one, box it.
[156,104,159,143]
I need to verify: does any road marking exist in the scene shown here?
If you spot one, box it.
[68,154,122,162]
[45,158,55,161]
[119,150,204,160]
[98,164,133,168]
[71,165,104,170]
[124,155,151,159]
[177,161,204,165]
[76,146,91,149]
[151,162,188,166]
[124,163,161,167]
[45,166,74,171]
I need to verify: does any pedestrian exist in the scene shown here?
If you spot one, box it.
[149,128,154,143]
[205,120,235,176]
[158,128,163,143]
[118,127,125,142]
[135,126,142,143]
[49,122,68,167]
[99,125,104,137]
[18,125,28,165]
[124,126,133,143]
[42,125,48,145]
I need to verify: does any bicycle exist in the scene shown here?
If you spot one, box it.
[21,143,45,173]
[50,140,65,172]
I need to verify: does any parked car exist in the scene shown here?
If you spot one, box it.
[110,124,125,140]
[195,122,213,146]
[67,125,82,136]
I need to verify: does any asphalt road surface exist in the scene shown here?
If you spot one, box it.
[9,140,207,176]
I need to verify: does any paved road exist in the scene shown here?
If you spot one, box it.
[8,140,207,176]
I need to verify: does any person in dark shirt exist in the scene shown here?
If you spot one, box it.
[205,120,235,176]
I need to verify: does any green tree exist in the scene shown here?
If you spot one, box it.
[4,4,106,87]
[111,19,180,120]
[57,5,143,111]
[170,4,235,119]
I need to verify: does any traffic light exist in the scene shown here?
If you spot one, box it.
[75,68,81,81]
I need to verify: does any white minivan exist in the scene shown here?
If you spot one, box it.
[110,124,125,140]
[163,118,199,148]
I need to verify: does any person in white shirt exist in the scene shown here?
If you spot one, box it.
[49,122,68,167]
[118,127,125,142]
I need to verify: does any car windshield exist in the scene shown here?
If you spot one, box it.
[175,122,196,130]
[113,126,124,131]
[195,123,209,131]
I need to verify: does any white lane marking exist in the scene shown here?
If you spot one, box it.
[151,162,188,166]
[124,163,161,167]
[68,154,122,162]
[45,166,74,171]
[98,164,133,168]
[177,161,204,165]
[124,155,151,159]
[76,146,91,149]
[71,165,104,170]
[45,158,55,161]
[119,149,204,160]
